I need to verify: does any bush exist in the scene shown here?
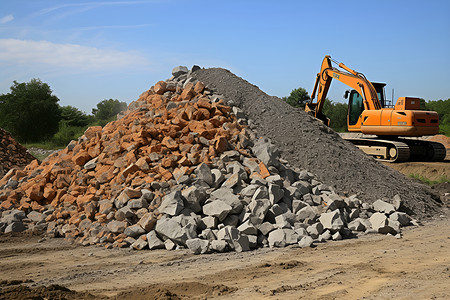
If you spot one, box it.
[52,122,87,147]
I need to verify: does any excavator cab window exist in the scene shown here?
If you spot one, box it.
[348,90,364,125]
[372,82,387,107]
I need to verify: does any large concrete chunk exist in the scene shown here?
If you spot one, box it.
[195,163,214,187]
[107,220,127,233]
[268,228,286,248]
[373,199,396,215]
[181,186,206,213]
[268,183,284,205]
[298,236,314,248]
[319,210,344,231]
[370,212,398,234]
[252,138,279,167]
[389,212,411,226]
[210,188,243,214]
[124,224,146,238]
[348,218,366,232]
[155,217,197,246]
[248,199,271,225]
[296,205,318,222]
[147,231,165,250]
[172,66,188,77]
[159,191,184,216]
[203,200,232,221]
[186,238,210,254]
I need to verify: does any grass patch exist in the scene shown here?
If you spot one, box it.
[408,173,449,185]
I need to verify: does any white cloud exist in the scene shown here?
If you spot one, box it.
[0,39,148,71]
[0,14,14,24]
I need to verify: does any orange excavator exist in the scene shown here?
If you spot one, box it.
[306,55,446,162]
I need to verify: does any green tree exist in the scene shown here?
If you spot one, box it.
[0,79,61,143]
[60,105,92,127]
[92,99,127,122]
[323,99,348,132]
[424,98,450,136]
[282,87,310,108]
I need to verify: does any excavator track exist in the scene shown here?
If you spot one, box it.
[344,137,446,162]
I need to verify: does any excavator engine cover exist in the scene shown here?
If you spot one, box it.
[395,97,421,110]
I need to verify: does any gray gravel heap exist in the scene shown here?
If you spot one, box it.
[191,67,442,219]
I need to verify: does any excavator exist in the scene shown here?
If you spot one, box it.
[305,55,446,162]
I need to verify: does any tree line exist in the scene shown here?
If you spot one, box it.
[282,87,449,136]
[0,79,127,146]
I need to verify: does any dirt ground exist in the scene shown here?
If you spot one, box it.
[382,161,449,182]
[1,211,449,300]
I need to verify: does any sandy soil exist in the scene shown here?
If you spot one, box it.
[1,213,449,300]
[383,161,449,182]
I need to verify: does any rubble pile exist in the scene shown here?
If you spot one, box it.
[0,128,35,178]
[0,66,419,253]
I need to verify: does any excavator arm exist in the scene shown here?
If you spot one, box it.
[305,55,382,126]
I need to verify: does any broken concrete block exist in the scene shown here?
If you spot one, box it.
[4,221,26,233]
[348,218,366,232]
[275,214,291,229]
[186,238,210,254]
[306,222,324,239]
[27,211,46,223]
[147,231,165,250]
[283,228,298,245]
[211,169,225,188]
[233,235,250,252]
[107,220,127,233]
[181,186,205,213]
[131,237,148,250]
[210,188,242,214]
[268,228,286,248]
[155,217,197,246]
[237,220,258,235]
[203,200,232,222]
[319,210,344,231]
[296,205,318,222]
[373,199,396,215]
[201,216,218,229]
[392,194,403,210]
[172,66,188,77]
[248,199,271,225]
[252,138,279,167]
[159,191,184,216]
[210,240,227,252]
[318,230,332,242]
[389,212,411,226]
[298,236,314,248]
[268,183,284,205]
[195,163,214,187]
[164,239,176,250]
[124,224,146,238]
[257,222,275,236]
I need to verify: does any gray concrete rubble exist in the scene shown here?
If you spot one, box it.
[0,65,419,255]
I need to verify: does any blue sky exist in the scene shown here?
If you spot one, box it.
[0,0,449,113]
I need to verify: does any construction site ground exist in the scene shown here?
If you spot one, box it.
[1,208,449,300]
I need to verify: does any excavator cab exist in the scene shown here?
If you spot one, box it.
[345,82,388,126]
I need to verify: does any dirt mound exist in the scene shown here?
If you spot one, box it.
[117,282,236,300]
[0,282,100,300]
[191,68,442,218]
[0,128,34,178]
